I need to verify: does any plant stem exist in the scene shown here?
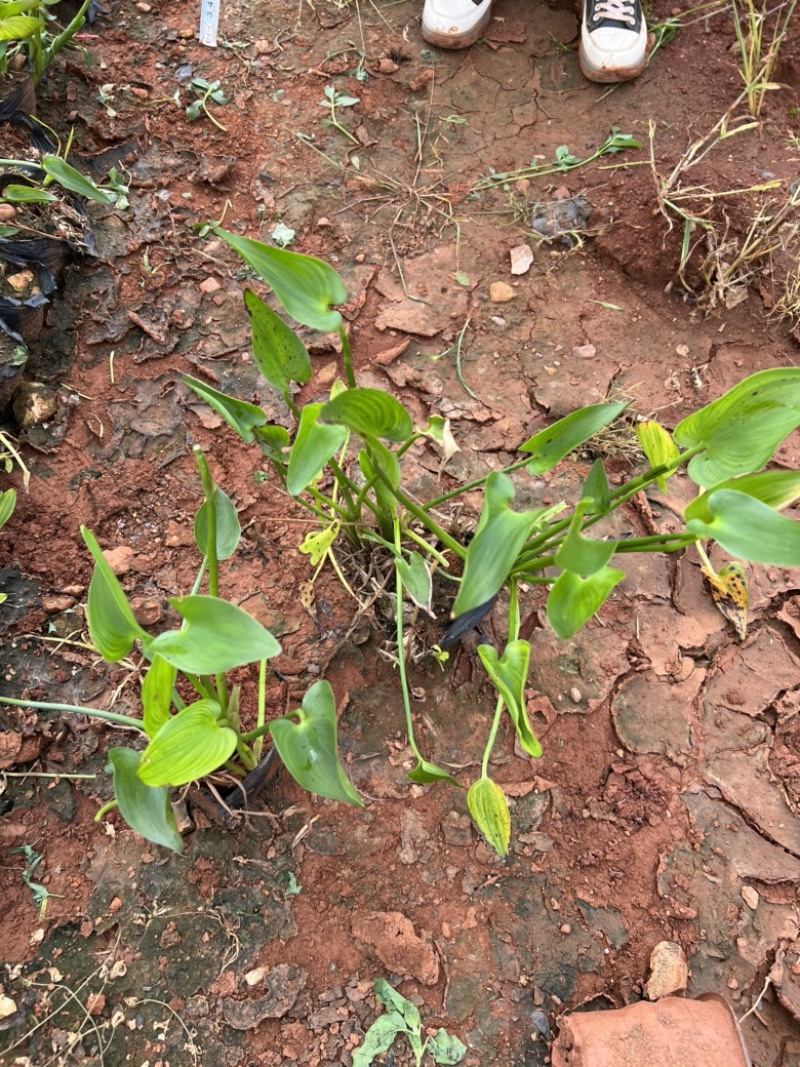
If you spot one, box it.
[253,658,267,761]
[481,697,505,778]
[339,326,356,388]
[394,521,424,763]
[193,447,229,709]
[0,697,143,731]
[423,457,532,511]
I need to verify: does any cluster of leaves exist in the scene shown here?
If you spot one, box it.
[0,0,92,83]
[1,451,361,851]
[180,228,800,856]
[354,980,465,1067]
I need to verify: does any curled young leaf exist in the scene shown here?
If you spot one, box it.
[635,421,679,491]
[194,486,242,561]
[467,777,511,858]
[82,527,149,662]
[477,641,541,758]
[269,680,363,806]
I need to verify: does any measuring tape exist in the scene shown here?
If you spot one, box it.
[199,0,219,47]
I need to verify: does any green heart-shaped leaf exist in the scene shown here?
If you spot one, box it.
[555,504,617,576]
[182,375,267,443]
[107,747,183,853]
[320,388,413,442]
[686,489,800,566]
[244,288,311,393]
[269,680,363,806]
[674,368,800,487]
[42,155,112,204]
[520,402,627,473]
[216,228,348,332]
[546,565,625,639]
[137,700,237,786]
[82,527,149,662]
[685,470,800,523]
[148,595,281,673]
[407,758,461,786]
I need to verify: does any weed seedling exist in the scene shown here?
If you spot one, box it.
[319,84,361,144]
[186,77,229,132]
[475,127,641,190]
[353,979,466,1067]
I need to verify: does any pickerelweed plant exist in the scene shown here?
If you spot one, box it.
[0,448,362,852]
[181,227,800,858]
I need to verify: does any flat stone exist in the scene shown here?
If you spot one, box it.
[352,910,439,985]
[644,941,688,1000]
[572,343,596,360]
[489,281,515,303]
[509,244,533,275]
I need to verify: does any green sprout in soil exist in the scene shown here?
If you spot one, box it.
[474,127,641,191]
[353,980,466,1067]
[186,78,229,132]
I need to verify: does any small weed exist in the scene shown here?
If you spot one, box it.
[475,127,641,191]
[186,77,229,132]
[319,84,361,144]
[354,979,466,1067]
[7,843,57,918]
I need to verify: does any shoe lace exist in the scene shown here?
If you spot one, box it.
[592,0,637,24]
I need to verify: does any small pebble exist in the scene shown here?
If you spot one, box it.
[489,281,515,303]
[569,687,582,704]
[741,885,759,909]
[572,344,596,360]
[560,923,571,935]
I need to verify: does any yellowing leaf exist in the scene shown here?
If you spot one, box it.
[702,560,748,641]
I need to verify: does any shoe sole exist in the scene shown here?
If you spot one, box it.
[579,41,647,82]
[421,6,492,49]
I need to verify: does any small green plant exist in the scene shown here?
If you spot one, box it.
[8,843,54,918]
[181,229,800,857]
[0,149,113,209]
[0,0,92,84]
[319,84,360,144]
[0,449,361,851]
[353,980,466,1067]
[474,127,641,191]
[186,77,229,132]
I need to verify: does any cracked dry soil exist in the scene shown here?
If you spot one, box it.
[2,0,800,1064]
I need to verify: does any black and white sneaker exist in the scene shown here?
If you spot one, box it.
[580,0,647,83]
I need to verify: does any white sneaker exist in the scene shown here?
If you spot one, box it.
[421,0,493,49]
[580,0,647,83]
